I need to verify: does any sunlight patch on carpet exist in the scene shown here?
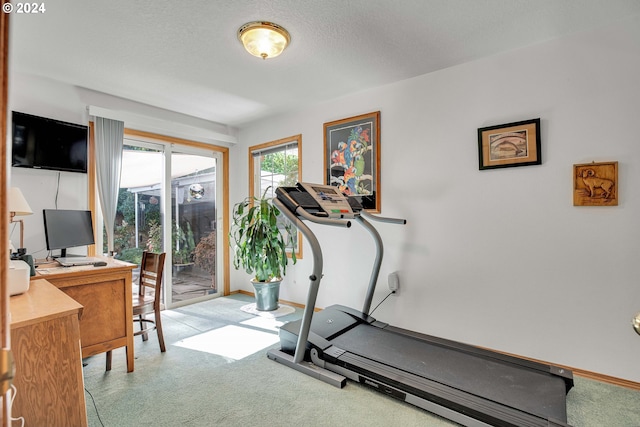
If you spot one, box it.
[174,325,279,360]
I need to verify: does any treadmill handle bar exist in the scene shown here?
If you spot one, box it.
[360,209,407,225]
[273,197,346,364]
[357,211,406,315]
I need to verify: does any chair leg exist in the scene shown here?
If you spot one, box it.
[155,310,166,352]
[139,314,149,341]
[106,350,112,371]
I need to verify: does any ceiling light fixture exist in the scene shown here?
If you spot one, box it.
[237,21,290,60]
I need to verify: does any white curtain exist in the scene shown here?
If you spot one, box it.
[94,117,124,253]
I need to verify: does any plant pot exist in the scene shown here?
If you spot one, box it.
[251,279,281,311]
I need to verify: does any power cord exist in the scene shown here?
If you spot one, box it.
[9,222,16,239]
[369,290,395,316]
[55,172,60,208]
[9,384,25,427]
[85,386,105,427]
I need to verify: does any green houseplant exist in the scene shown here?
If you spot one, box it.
[147,219,196,272]
[229,187,297,311]
[172,222,195,265]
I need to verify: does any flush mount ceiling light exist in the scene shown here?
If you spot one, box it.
[238,21,290,60]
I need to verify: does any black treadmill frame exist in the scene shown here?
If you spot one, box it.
[267,186,574,427]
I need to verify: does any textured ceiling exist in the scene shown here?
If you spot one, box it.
[9,0,640,128]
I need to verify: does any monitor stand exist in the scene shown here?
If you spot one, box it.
[54,249,84,258]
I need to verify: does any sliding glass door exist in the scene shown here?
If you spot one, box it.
[110,139,223,308]
[110,143,164,264]
[169,150,218,305]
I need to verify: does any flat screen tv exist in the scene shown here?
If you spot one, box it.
[11,111,88,173]
[43,209,95,257]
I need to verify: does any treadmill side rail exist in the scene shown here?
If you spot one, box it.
[267,349,346,388]
[331,350,572,427]
[384,323,574,393]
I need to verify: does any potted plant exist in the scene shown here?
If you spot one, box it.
[147,220,196,273]
[229,187,297,311]
[172,222,195,268]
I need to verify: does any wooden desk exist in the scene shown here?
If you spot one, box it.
[10,279,88,427]
[34,257,136,372]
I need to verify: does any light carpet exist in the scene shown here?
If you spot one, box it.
[82,293,640,427]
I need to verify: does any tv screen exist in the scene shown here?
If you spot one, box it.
[12,111,88,173]
[43,209,95,256]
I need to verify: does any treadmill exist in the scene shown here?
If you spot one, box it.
[267,183,574,427]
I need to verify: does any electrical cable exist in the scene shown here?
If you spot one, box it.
[27,247,47,258]
[9,384,25,427]
[9,222,16,240]
[85,386,105,427]
[55,172,60,208]
[369,290,395,316]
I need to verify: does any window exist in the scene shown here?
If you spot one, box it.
[249,134,302,258]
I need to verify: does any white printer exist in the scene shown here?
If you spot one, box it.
[8,260,30,296]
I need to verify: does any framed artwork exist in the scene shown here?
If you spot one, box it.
[323,111,380,212]
[573,161,618,206]
[478,118,541,170]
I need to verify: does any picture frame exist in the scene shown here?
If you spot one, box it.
[478,118,541,170]
[324,111,380,212]
[573,161,618,206]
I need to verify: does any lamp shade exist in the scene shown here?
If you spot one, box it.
[238,21,290,59]
[9,187,33,216]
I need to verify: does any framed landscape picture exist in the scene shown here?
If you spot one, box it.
[478,118,541,170]
[323,111,380,212]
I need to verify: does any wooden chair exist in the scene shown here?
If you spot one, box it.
[106,251,167,371]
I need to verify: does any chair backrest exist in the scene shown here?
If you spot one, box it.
[138,251,166,309]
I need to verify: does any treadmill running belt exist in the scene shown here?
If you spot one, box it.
[330,324,568,422]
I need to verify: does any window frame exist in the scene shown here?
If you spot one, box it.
[248,134,302,259]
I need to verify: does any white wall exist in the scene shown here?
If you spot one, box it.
[9,12,640,382]
[231,15,640,382]
[7,72,237,257]
[8,74,91,257]
[10,168,88,257]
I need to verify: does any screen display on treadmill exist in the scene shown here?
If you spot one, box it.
[312,186,339,195]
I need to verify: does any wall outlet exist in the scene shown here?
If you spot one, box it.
[388,271,400,293]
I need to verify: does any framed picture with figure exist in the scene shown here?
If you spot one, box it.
[323,111,380,213]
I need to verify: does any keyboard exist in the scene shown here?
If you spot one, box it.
[56,257,103,267]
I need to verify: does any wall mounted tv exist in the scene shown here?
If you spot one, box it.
[11,111,88,173]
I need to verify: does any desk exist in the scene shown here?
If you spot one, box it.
[34,257,136,372]
[10,279,88,427]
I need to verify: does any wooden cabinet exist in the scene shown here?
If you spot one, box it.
[34,258,136,372]
[10,279,87,427]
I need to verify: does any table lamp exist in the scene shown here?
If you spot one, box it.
[9,187,33,255]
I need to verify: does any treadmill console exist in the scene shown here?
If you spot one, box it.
[276,183,362,219]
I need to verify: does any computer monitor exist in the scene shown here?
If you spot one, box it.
[43,209,95,257]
